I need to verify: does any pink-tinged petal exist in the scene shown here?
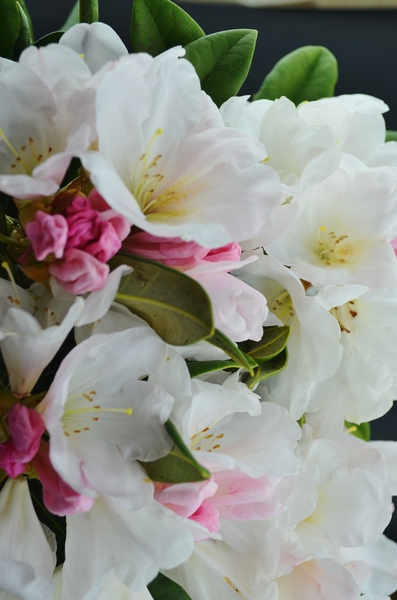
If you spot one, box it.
[190,502,220,534]
[154,479,218,518]
[89,188,131,240]
[210,470,283,521]
[191,271,268,342]
[33,441,94,516]
[49,248,109,294]
[25,212,68,260]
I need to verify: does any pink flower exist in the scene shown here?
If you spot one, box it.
[25,212,68,261]
[33,440,94,516]
[49,248,109,294]
[0,404,45,478]
[123,231,241,270]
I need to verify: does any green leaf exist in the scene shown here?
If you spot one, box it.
[187,359,239,378]
[386,130,397,143]
[345,420,371,442]
[207,329,257,375]
[0,0,20,58]
[239,326,290,363]
[110,253,214,346]
[140,420,210,483]
[11,2,32,60]
[131,0,204,56]
[80,0,98,24]
[185,29,257,107]
[148,573,192,600]
[16,0,32,37]
[34,31,64,48]
[62,0,79,31]
[256,46,338,105]
[242,348,288,390]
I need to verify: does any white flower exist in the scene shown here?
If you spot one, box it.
[37,327,174,508]
[80,48,281,248]
[266,153,397,288]
[309,284,397,423]
[0,279,84,396]
[238,254,342,419]
[0,44,95,200]
[298,93,397,168]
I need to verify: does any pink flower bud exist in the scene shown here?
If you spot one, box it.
[49,248,109,294]
[0,404,45,478]
[25,212,68,261]
[124,231,241,270]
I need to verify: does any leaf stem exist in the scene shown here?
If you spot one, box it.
[79,0,99,24]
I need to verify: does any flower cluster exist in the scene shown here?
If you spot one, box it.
[0,9,397,600]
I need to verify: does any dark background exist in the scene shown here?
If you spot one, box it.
[24,0,397,541]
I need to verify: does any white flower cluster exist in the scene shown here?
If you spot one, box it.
[0,22,397,600]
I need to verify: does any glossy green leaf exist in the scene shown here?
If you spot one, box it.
[386,130,397,143]
[34,31,64,48]
[0,0,20,58]
[62,1,79,31]
[207,329,257,375]
[239,326,290,363]
[187,359,239,378]
[16,0,32,37]
[110,253,214,346]
[131,0,204,56]
[345,420,371,442]
[242,348,288,390]
[80,0,98,24]
[185,29,257,107]
[140,420,210,483]
[256,46,338,105]
[11,2,32,60]
[148,573,192,600]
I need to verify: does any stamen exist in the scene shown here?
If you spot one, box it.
[2,262,21,306]
[0,129,30,173]
[64,407,133,416]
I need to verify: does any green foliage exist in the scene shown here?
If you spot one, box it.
[185,29,257,107]
[187,359,240,378]
[148,573,192,600]
[34,31,64,48]
[80,0,99,24]
[239,326,290,363]
[62,1,79,31]
[345,420,371,442]
[110,253,214,346]
[256,46,338,105]
[131,0,204,56]
[140,420,210,483]
[242,348,288,390]
[386,130,397,143]
[11,2,32,60]
[15,0,32,37]
[207,329,257,375]
[0,0,21,58]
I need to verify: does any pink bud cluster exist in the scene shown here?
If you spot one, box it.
[25,190,131,294]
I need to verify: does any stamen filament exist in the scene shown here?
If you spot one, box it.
[64,407,133,416]
[2,261,21,305]
[0,129,30,173]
